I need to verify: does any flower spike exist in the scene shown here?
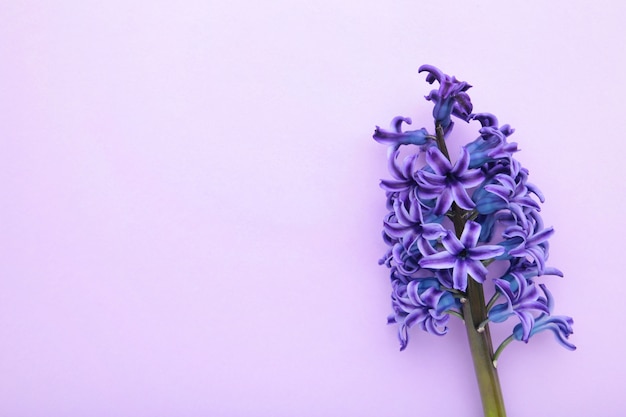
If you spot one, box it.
[374,64,573,417]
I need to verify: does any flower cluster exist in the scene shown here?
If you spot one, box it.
[375,65,574,354]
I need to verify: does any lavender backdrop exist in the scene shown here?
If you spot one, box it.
[1,1,624,416]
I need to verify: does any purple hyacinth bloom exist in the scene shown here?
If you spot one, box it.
[390,240,422,276]
[465,113,518,168]
[419,221,505,290]
[510,257,563,281]
[474,166,542,222]
[512,284,575,350]
[484,173,540,210]
[379,148,421,205]
[374,65,574,357]
[488,140,519,161]
[416,147,484,216]
[373,116,432,147]
[488,272,549,341]
[419,64,473,131]
[500,223,554,274]
[387,276,457,350]
[384,196,447,248]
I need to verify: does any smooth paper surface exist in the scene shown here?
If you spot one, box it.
[1,1,624,416]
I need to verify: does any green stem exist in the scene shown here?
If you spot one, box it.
[493,335,515,369]
[435,124,507,417]
[485,292,501,313]
[446,309,464,320]
[462,293,507,417]
[477,318,490,333]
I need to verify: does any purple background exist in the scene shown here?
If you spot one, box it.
[1,1,624,416]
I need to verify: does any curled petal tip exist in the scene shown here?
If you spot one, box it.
[418,64,443,83]
[471,112,499,127]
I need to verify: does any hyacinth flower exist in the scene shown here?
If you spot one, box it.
[373,116,433,147]
[493,284,576,363]
[373,65,574,417]
[384,196,447,256]
[419,221,504,290]
[465,113,517,168]
[487,272,549,341]
[387,272,458,350]
[419,64,473,133]
[416,147,485,215]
